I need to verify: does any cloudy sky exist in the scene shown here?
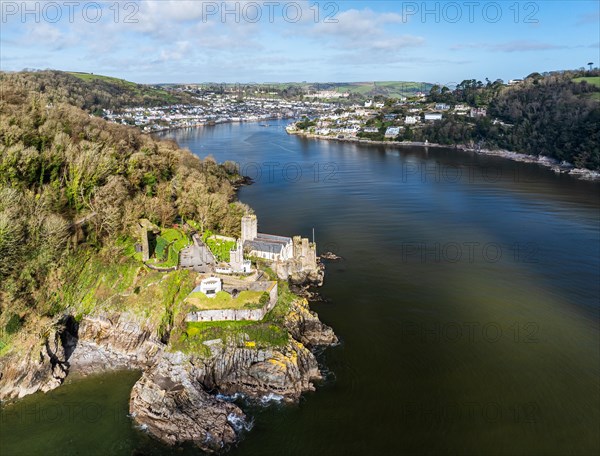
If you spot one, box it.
[1,0,598,83]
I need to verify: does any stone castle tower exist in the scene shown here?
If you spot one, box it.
[229,240,244,271]
[293,236,317,269]
[241,215,257,242]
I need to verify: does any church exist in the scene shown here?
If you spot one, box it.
[241,215,293,261]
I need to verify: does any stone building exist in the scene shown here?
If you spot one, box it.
[229,240,252,273]
[240,215,319,282]
[241,215,293,261]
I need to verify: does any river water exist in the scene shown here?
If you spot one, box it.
[2,120,599,455]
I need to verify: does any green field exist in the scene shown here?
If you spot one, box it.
[202,231,236,262]
[68,72,186,105]
[186,290,265,310]
[150,228,189,268]
[573,76,600,87]
[68,72,138,87]
[180,320,289,352]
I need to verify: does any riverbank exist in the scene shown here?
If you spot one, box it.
[288,130,600,181]
[142,114,295,134]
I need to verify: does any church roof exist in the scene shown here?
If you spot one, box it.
[244,233,291,255]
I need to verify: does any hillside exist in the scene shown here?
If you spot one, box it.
[0,71,249,356]
[412,72,600,170]
[0,70,195,115]
[173,80,433,100]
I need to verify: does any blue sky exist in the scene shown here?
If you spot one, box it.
[1,1,598,83]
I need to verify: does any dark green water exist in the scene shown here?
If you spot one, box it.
[2,121,599,455]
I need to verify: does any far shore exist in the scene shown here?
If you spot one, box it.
[150,115,293,134]
[287,130,600,182]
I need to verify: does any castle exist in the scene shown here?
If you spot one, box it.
[240,215,319,280]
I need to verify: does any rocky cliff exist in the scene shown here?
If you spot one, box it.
[0,296,337,453]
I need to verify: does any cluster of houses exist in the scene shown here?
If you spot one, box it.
[291,99,489,139]
[103,94,336,132]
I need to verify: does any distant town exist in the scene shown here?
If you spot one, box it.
[102,83,496,138]
[103,93,337,132]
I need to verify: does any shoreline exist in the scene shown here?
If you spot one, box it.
[288,130,600,182]
[146,115,294,134]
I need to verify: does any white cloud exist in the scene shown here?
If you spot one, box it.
[307,8,423,53]
[156,41,192,63]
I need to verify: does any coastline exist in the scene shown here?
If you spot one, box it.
[288,130,600,182]
[146,114,294,134]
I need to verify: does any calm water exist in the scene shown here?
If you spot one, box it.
[2,121,599,455]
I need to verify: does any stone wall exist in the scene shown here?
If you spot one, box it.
[186,282,278,322]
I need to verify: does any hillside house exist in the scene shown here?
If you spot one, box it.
[385,127,401,138]
[424,113,443,121]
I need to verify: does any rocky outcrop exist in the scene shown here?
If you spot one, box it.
[0,317,77,400]
[1,298,337,451]
[195,337,322,401]
[129,352,246,453]
[284,298,338,347]
[68,313,164,375]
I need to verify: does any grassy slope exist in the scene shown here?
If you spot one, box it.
[68,72,139,86]
[573,76,600,87]
[0,71,247,358]
[186,290,264,310]
[68,71,187,106]
[172,281,297,356]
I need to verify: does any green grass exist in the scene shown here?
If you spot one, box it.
[170,277,296,356]
[149,228,189,268]
[187,290,265,310]
[177,320,289,353]
[573,76,600,87]
[47,233,196,334]
[68,72,139,88]
[67,72,184,105]
[202,231,235,262]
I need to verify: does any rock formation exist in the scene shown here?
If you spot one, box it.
[0,297,337,453]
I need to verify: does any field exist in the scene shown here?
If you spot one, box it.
[150,228,190,268]
[202,231,236,262]
[573,76,600,87]
[68,72,138,87]
[68,71,186,105]
[176,320,289,355]
[186,290,265,310]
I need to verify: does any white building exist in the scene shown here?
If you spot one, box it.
[404,116,419,125]
[363,127,379,133]
[198,277,222,298]
[424,113,443,121]
[384,127,401,138]
[470,108,487,118]
[241,215,293,261]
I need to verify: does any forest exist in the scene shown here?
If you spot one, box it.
[422,71,600,170]
[1,70,195,115]
[0,71,250,330]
